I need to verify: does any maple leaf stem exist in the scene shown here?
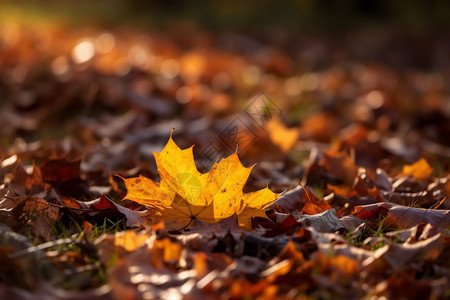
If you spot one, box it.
[177,216,195,231]
[297,181,312,203]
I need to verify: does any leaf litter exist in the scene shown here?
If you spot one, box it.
[0,20,449,300]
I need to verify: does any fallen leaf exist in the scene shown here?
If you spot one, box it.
[386,205,450,230]
[363,233,444,270]
[338,215,366,231]
[89,196,144,228]
[265,117,299,152]
[353,202,450,230]
[273,185,332,215]
[369,271,438,300]
[95,229,151,266]
[120,133,279,230]
[41,159,81,183]
[300,113,339,142]
[297,209,342,233]
[7,163,46,196]
[107,235,200,300]
[322,150,359,186]
[402,158,433,180]
[352,203,390,222]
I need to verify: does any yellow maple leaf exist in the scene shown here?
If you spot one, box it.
[120,133,279,231]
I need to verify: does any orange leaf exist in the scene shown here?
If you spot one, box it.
[265,117,299,152]
[402,158,433,180]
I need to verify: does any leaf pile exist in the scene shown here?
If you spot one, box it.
[0,20,449,300]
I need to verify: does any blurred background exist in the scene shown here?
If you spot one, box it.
[1,2,449,295]
[3,0,450,32]
[1,0,449,184]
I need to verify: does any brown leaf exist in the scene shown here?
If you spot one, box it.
[41,159,81,183]
[298,209,342,233]
[363,232,444,270]
[273,185,332,215]
[322,150,359,186]
[386,205,450,230]
[89,196,144,228]
[8,163,46,196]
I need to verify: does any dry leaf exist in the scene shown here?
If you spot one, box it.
[363,233,444,270]
[273,185,332,215]
[402,158,433,180]
[95,230,151,266]
[120,133,279,230]
[265,117,299,152]
[300,209,342,233]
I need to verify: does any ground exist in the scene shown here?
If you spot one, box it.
[0,4,450,299]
